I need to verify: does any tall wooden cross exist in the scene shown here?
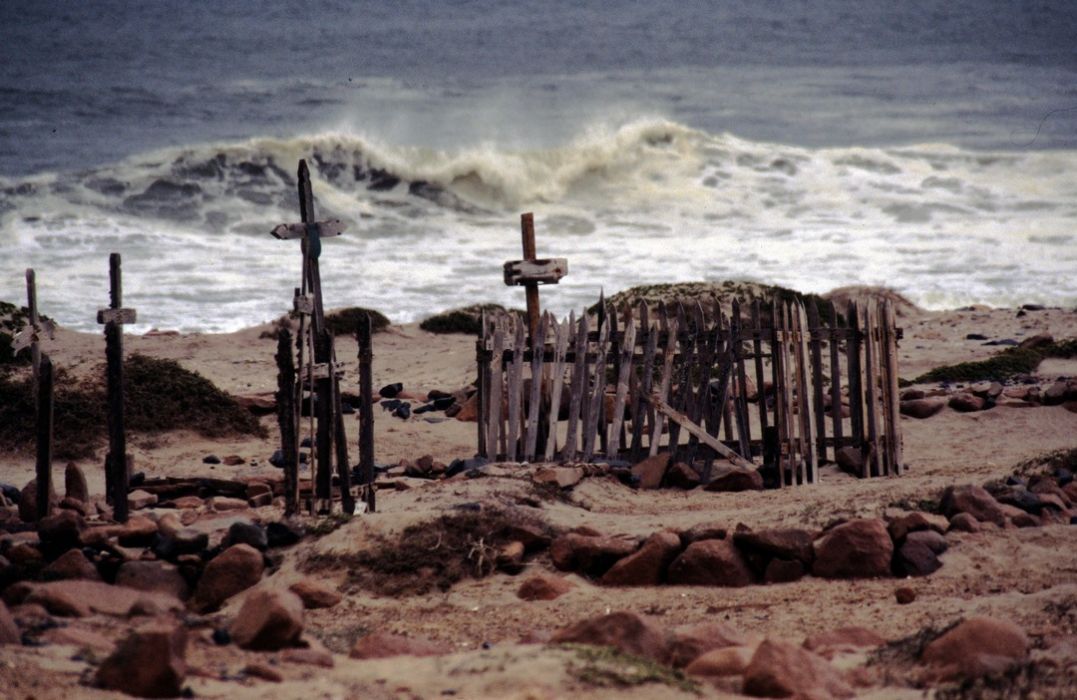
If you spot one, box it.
[503,213,568,339]
[97,253,137,522]
[13,269,56,376]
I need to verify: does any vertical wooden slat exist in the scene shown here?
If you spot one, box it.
[630,310,658,462]
[884,300,903,474]
[607,307,636,458]
[798,303,818,484]
[876,302,893,476]
[35,354,54,521]
[790,304,808,484]
[682,303,710,465]
[506,321,527,461]
[846,302,864,450]
[276,330,299,516]
[731,299,752,460]
[524,313,550,460]
[582,313,611,461]
[666,305,693,462]
[357,313,375,512]
[476,310,489,459]
[649,312,679,457]
[806,302,827,466]
[778,302,797,486]
[750,298,769,438]
[314,331,334,509]
[862,303,880,478]
[827,301,844,456]
[563,313,589,460]
[544,314,571,462]
[600,304,618,456]
[486,324,505,460]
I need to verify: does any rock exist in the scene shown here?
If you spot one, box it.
[1043,381,1068,406]
[764,558,806,583]
[116,561,190,600]
[500,521,551,552]
[905,529,948,554]
[453,393,479,422]
[115,515,160,547]
[42,625,114,652]
[835,445,866,475]
[517,574,574,601]
[949,393,986,412]
[812,519,893,579]
[208,496,248,512]
[222,455,245,466]
[600,531,682,586]
[900,398,946,419]
[0,601,19,645]
[36,510,85,557]
[41,549,100,582]
[921,616,1029,681]
[532,466,584,489]
[379,383,403,398]
[281,647,335,668]
[128,489,159,510]
[14,580,181,617]
[19,478,56,522]
[705,467,763,492]
[289,578,342,609]
[243,662,283,682]
[496,540,526,574]
[24,582,91,617]
[733,528,815,566]
[887,511,949,542]
[804,627,886,657]
[970,382,1004,401]
[679,522,728,545]
[947,512,981,533]
[631,454,670,490]
[229,589,305,651]
[668,539,753,587]
[1010,510,1040,527]
[191,543,265,612]
[900,388,926,401]
[245,482,271,500]
[266,520,305,548]
[666,462,701,490]
[1018,332,1052,347]
[550,611,669,663]
[894,540,941,577]
[64,463,89,503]
[895,587,916,604]
[685,645,754,678]
[940,485,1006,526]
[58,496,88,516]
[549,533,639,577]
[222,521,268,551]
[171,495,203,509]
[666,621,749,668]
[743,639,855,699]
[349,631,450,659]
[154,528,209,560]
[393,403,412,419]
[96,623,188,698]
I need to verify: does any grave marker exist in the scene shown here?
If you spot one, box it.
[503,213,567,339]
[97,253,136,522]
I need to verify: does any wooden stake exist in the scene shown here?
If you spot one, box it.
[275,330,299,516]
[358,313,376,511]
[544,313,571,461]
[607,306,636,458]
[98,253,135,522]
[521,213,541,339]
[563,314,588,460]
[35,354,54,521]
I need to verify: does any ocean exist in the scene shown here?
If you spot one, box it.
[2,1,1076,333]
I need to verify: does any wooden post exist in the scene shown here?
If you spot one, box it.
[35,354,54,521]
[503,213,567,341]
[314,330,334,510]
[648,311,679,457]
[25,269,41,378]
[524,313,549,460]
[607,307,636,459]
[750,299,769,438]
[486,323,506,460]
[862,304,880,478]
[97,253,136,522]
[827,301,844,455]
[330,336,354,515]
[544,313,571,461]
[563,314,588,460]
[582,314,610,461]
[476,310,490,459]
[357,313,376,511]
[521,213,541,340]
[731,299,753,459]
[276,330,299,516]
[883,301,903,475]
[846,302,864,449]
[806,303,828,465]
[506,322,526,461]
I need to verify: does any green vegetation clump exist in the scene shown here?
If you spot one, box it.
[912,339,1077,384]
[562,644,700,694]
[0,354,264,459]
[419,303,520,335]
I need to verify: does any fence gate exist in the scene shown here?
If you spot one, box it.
[476,297,902,487]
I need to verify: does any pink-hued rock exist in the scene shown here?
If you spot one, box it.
[229,589,305,651]
[549,532,639,577]
[668,539,754,587]
[665,621,749,669]
[41,549,101,582]
[96,623,188,698]
[600,530,682,586]
[940,485,1006,526]
[551,611,669,663]
[743,639,855,699]
[631,454,670,490]
[289,578,342,609]
[947,512,981,533]
[900,398,946,419]
[685,646,755,678]
[190,543,264,612]
[0,601,19,645]
[921,616,1029,681]
[704,467,763,492]
[349,631,451,659]
[517,574,574,601]
[116,561,191,600]
[804,626,886,658]
[14,580,182,617]
[887,511,949,542]
[812,519,893,579]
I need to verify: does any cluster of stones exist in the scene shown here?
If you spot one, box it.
[375,382,477,422]
[0,465,339,696]
[900,378,1077,418]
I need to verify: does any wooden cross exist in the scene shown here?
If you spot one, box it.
[503,213,568,339]
[12,269,56,374]
[97,253,136,523]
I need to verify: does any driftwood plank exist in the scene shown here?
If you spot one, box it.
[827,301,844,457]
[630,310,658,462]
[731,299,752,459]
[877,302,894,476]
[600,305,618,456]
[276,330,299,516]
[357,313,375,512]
[649,395,751,468]
[582,313,610,461]
[798,304,818,484]
[750,299,769,437]
[35,354,54,521]
[806,302,827,466]
[649,309,679,456]
[544,314,571,461]
[506,321,527,461]
[486,324,505,460]
[563,313,589,460]
[862,303,880,478]
[666,305,693,461]
[503,258,569,286]
[846,302,864,449]
[884,301,903,474]
[524,313,550,460]
[607,307,636,458]
[476,310,489,459]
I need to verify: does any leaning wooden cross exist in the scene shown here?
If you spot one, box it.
[12,269,56,376]
[97,253,137,522]
[503,212,568,339]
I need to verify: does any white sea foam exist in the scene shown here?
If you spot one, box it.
[1,118,1075,332]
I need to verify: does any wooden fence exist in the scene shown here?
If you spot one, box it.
[476,297,902,486]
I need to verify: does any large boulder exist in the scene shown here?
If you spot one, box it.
[228,589,305,651]
[668,539,753,587]
[549,533,639,578]
[742,638,854,699]
[550,611,669,664]
[733,528,815,566]
[64,463,90,503]
[190,543,264,612]
[349,631,451,659]
[10,580,181,617]
[939,485,1006,526]
[812,519,893,579]
[36,510,85,557]
[96,623,188,698]
[600,531,682,586]
[887,511,949,543]
[921,617,1029,681]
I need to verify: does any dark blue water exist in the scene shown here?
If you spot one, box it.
[2,1,1076,176]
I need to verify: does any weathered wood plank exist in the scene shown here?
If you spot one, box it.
[827,301,844,459]
[524,313,550,460]
[648,395,752,468]
[103,253,129,522]
[731,299,752,459]
[486,325,505,460]
[862,303,880,478]
[846,302,864,449]
[563,313,589,460]
[314,330,334,509]
[806,302,827,467]
[884,301,903,475]
[506,321,527,461]
[798,303,818,483]
[649,309,678,456]
[607,307,636,458]
[544,313,571,461]
[276,330,299,516]
[271,219,346,240]
[503,258,569,286]
[357,314,375,511]
[35,354,54,520]
[750,298,769,438]
[630,308,658,462]
[476,310,490,459]
[582,313,610,461]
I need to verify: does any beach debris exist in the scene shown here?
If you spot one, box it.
[503,212,568,339]
[379,382,403,398]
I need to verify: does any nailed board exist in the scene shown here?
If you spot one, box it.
[271,219,346,240]
[503,258,568,286]
[97,308,137,325]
